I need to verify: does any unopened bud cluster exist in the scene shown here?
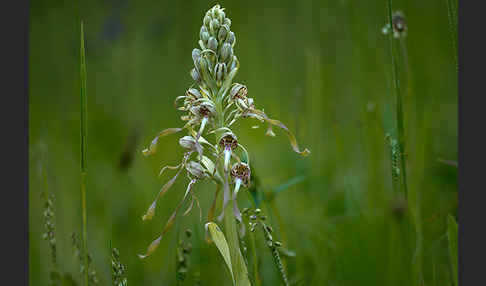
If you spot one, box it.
[191,5,237,87]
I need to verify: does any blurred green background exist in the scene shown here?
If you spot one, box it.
[29,0,457,285]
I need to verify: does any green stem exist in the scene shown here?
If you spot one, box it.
[214,90,250,286]
[81,172,89,286]
[80,21,89,286]
[223,196,250,286]
[386,0,408,198]
[445,0,458,72]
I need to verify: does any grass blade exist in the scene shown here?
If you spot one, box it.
[445,0,458,72]
[80,20,89,286]
[205,222,236,285]
[386,0,408,198]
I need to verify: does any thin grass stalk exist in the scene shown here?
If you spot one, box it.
[445,0,458,72]
[80,20,89,286]
[248,230,260,286]
[260,221,289,286]
[386,0,408,198]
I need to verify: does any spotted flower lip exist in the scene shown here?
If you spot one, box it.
[230,83,247,100]
[191,102,215,118]
[230,162,251,185]
[218,132,238,151]
[219,132,238,171]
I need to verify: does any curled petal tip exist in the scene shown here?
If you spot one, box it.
[142,148,152,157]
[142,202,157,221]
[300,148,311,157]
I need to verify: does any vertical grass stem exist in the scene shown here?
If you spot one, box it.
[80,21,89,286]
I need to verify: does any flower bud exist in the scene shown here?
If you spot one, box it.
[186,88,202,100]
[220,42,232,62]
[211,5,220,18]
[230,83,247,100]
[200,26,209,42]
[226,31,235,46]
[210,18,220,34]
[218,11,225,23]
[200,31,210,44]
[207,37,218,52]
[190,68,201,82]
[186,161,206,179]
[192,48,201,64]
[229,55,238,70]
[179,136,197,150]
[203,15,211,27]
[218,25,228,43]
[223,18,231,28]
[214,62,226,82]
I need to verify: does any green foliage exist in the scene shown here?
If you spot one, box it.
[29,0,457,285]
[205,222,236,285]
[447,215,458,286]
